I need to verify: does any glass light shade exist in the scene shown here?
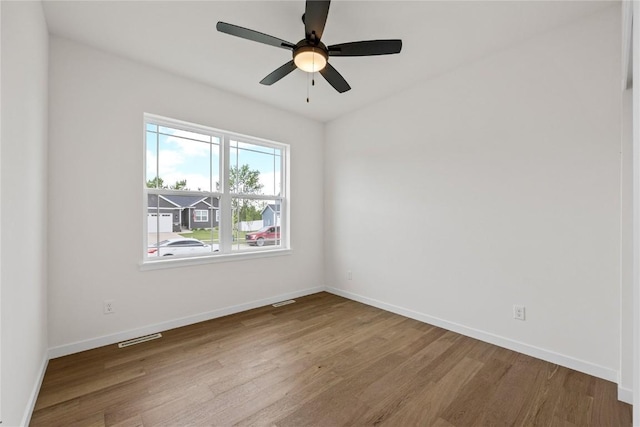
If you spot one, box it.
[294,49,327,73]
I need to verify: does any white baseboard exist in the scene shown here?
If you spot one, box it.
[326,287,619,384]
[618,386,633,404]
[48,286,325,359]
[21,353,49,427]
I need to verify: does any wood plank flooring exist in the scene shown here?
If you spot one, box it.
[31,292,632,426]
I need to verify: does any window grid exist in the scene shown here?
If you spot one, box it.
[194,210,208,222]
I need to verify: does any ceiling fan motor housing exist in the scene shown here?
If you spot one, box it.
[293,41,328,72]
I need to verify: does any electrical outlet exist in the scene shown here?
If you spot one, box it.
[513,305,525,321]
[347,270,352,280]
[104,300,115,315]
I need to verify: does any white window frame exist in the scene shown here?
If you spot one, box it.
[194,210,208,222]
[141,113,290,269]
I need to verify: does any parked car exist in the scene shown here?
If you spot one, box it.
[148,238,218,257]
[245,226,280,247]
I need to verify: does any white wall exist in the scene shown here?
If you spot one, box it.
[632,1,640,420]
[47,37,324,351]
[325,5,622,380]
[1,1,49,425]
[621,88,633,397]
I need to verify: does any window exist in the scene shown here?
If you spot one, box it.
[194,210,208,222]
[144,114,288,263]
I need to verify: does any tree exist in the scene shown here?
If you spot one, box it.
[146,176,165,188]
[230,165,263,194]
[240,205,262,221]
[146,176,189,190]
[230,165,263,229]
[171,179,188,190]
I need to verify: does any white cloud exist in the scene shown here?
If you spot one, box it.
[258,171,282,196]
[147,147,215,189]
[166,130,215,158]
[146,150,157,179]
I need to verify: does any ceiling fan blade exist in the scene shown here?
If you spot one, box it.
[328,40,402,57]
[260,61,297,85]
[319,63,351,93]
[304,0,331,44]
[217,22,295,50]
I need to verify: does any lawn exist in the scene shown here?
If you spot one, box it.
[180,228,247,243]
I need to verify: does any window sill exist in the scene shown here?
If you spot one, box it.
[139,248,292,271]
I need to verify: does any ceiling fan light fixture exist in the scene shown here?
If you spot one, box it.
[294,46,327,73]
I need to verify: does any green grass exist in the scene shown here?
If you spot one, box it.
[180,229,218,241]
[180,228,247,243]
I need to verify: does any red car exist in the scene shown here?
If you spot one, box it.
[245,226,280,246]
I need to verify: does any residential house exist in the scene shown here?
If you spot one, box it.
[148,194,219,232]
[261,203,280,227]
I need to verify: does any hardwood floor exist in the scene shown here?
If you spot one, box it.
[31,292,631,426]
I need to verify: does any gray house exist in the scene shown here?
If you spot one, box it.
[261,203,281,227]
[148,194,219,232]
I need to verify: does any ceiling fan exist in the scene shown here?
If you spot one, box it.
[216,0,402,94]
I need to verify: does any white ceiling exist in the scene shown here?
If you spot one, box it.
[42,0,614,123]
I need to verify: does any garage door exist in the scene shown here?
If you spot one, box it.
[148,213,172,233]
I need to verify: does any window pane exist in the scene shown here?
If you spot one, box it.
[147,191,177,257]
[231,198,281,251]
[147,193,220,258]
[194,209,208,222]
[188,196,220,253]
[146,130,159,188]
[230,140,282,196]
[158,126,210,143]
[157,130,218,192]
[212,136,221,192]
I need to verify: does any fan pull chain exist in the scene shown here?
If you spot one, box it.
[312,48,315,87]
[307,49,316,104]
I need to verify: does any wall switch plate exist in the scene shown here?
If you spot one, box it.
[513,305,525,320]
[104,300,115,314]
[347,270,352,280]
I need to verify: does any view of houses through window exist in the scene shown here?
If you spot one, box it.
[145,115,287,260]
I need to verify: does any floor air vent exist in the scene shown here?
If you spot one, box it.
[272,299,296,307]
[118,333,162,348]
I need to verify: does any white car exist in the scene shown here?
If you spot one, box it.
[147,238,218,257]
